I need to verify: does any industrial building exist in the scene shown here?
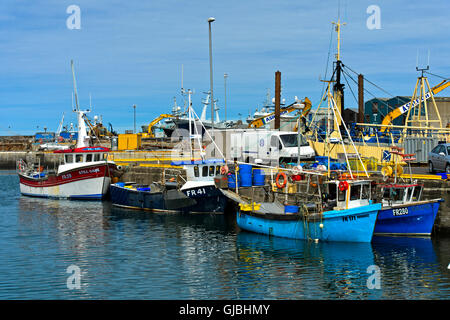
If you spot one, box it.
[363,96,450,128]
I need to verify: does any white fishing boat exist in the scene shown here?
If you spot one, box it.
[17,61,116,200]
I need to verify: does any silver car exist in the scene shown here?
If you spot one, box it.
[428,143,450,173]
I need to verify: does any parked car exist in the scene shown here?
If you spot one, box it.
[428,143,450,173]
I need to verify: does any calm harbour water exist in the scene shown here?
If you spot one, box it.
[1,171,449,300]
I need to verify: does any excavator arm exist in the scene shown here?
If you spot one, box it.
[146,114,174,138]
[380,79,450,133]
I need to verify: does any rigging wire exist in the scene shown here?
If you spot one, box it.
[341,70,358,106]
[341,68,393,118]
[343,64,396,98]
[424,71,450,81]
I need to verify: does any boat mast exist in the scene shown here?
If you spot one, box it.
[71,60,90,148]
[331,19,346,132]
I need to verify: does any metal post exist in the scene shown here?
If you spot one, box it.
[133,104,136,134]
[208,17,215,135]
[224,73,228,122]
[358,74,364,123]
[275,71,281,130]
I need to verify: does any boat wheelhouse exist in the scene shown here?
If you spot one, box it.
[374,183,442,236]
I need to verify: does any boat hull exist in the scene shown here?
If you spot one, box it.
[236,203,381,243]
[374,199,442,236]
[110,184,227,214]
[19,163,113,200]
[110,184,181,213]
[181,185,227,214]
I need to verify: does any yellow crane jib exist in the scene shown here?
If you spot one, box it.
[145,114,174,138]
[380,79,450,133]
[248,97,311,129]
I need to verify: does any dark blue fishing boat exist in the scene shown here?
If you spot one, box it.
[110,159,228,214]
[374,183,442,236]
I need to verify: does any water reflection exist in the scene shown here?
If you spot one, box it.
[235,232,376,299]
[3,170,449,299]
[371,236,450,299]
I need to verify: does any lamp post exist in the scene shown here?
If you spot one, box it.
[224,73,228,122]
[133,104,136,134]
[208,17,215,134]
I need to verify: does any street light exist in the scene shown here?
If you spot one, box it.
[224,73,228,122]
[208,17,215,133]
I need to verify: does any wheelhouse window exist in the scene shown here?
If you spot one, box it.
[94,154,100,161]
[361,183,370,200]
[215,166,221,175]
[194,166,199,177]
[65,154,74,163]
[350,184,361,201]
[209,166,215,176]
[338,186,346,202]
[412,186,422,201]
[202,165,208,177]
[328,183,337,201]
[75,154,83,163]
[392,188,405,202]
[405,187,412,202]
[86,154,93,162]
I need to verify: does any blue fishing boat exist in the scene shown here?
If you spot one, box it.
[236,179,381,243]
[374,183,442,236]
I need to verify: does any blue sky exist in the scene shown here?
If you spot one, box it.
[0,0,449,135]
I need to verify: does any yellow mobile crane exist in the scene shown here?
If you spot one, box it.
[142,114,175,138]
[248,97,312,129]
[380,79,450,133]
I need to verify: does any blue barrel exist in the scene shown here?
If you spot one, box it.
[227,173,239,188]
[252,168,265,186]
[239,164,253,187]
[116,182,125,187]
[284,205,299,214]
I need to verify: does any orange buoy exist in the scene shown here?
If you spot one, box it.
[276,172,287,189]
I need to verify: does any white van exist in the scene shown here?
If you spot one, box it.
[214,129,315,165]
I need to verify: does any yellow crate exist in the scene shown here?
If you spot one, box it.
[348,157,378,172]
[239,203,261,211]
[272,182,297,193]
[118,133,142,151]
